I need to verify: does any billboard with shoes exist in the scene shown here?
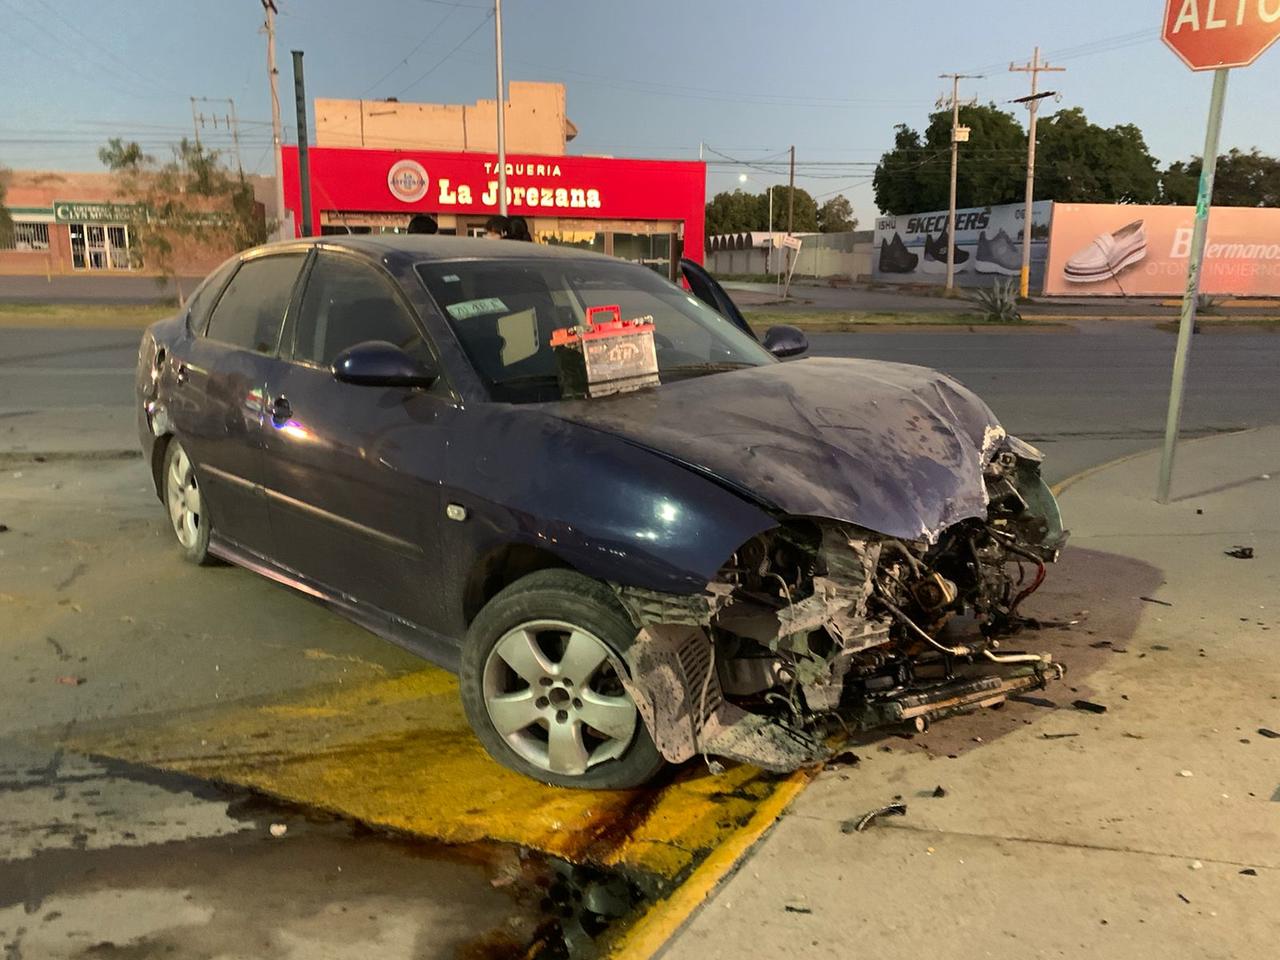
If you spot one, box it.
[1044,203,1280,297]
[873,200,1052,287]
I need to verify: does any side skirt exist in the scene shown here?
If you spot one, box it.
[208,534,463,674]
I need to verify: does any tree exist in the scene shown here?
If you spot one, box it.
[98,137,267,288]
[1035,108,1160,204]
[1161,148,1280,207]
[705,188,760,235]
[705,184,819,234]
[817,194,856,232]
[873,104,1163,213]
[0,168,13,249]
[770,184,819,232]
[873,104,1026,214]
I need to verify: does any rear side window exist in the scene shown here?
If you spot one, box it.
[204,253,305,354]
[187,258,238,335]
[292,251,430,366]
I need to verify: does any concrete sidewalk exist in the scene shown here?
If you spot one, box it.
[665,429,1279,960]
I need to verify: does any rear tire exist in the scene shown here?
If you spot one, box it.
[459,569,665,789]
[163,439,214,565]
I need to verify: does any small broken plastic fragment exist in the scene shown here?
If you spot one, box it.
[1177,893,1191,904]
[1239,868,1258,876]
[1072,699,1107,714]
[1041,732,1079,739]
[783,904,813,914]
[1190,861,1203,870]
[1178,769,1194,778]
[1139,596,1173,606]
[931,785,947,798]
[845,801,907,833]
[54,675,84,686]
[1224,546,1254,560]
[269,823,288,838]
[1257,728,1279,739]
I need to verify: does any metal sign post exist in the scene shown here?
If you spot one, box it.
[1156,67,1229,504]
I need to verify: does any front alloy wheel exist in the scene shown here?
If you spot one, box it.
[483,620,638,777]
[460,569,665,789]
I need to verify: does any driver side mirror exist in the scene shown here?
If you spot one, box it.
[332,340,438,388]
[762,324,808,359]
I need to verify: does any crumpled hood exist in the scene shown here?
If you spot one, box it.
[546,357,1005,542]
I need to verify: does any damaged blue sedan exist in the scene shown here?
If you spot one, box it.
[136,236,1066,789]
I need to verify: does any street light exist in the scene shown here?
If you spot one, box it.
[738,173,774,276]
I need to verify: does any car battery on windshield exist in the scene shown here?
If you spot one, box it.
[550,305,659,399]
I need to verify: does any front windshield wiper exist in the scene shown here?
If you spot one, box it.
[661,361,757,378]
[491,373,560,387]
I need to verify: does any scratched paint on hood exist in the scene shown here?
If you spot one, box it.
[545,357,1005,542]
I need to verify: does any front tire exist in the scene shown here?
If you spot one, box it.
[460,569,665,789]
[163,439,214,565]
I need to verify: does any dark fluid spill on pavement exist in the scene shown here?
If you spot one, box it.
[0,758,655,960]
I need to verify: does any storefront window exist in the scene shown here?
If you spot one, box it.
[0,223,50,251]
[612,232,673,277]
[68,223,135,271]
[536,228,605,252]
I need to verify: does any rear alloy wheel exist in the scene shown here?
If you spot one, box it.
[460,570,665,789]
[163,439,213,564]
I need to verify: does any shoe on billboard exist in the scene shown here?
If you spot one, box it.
[975,229,1023,275]
[1063,220,1147,283]
[878,232,918,274]
[920,230,969,274]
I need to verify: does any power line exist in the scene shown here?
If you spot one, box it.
[359,1,460,97]
[393,9,495,98]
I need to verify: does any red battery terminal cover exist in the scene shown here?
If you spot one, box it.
[550,305,655,346]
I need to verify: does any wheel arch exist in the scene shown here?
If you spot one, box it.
[150,432,174,501]
[462,542,575,625]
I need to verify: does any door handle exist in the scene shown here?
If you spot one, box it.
[269,396,292,426]
[174,362,188,385]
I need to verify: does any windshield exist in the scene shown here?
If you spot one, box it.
[415,257,774,402]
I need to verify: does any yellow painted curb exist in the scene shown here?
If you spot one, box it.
[604,769,815,960]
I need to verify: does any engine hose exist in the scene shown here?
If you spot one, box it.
[982,649,1049,665]
[998,539,1047,617]
[876,596,971,657]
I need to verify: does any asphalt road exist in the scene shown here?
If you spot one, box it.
[3,321,1278,484]
[0,274,205,303]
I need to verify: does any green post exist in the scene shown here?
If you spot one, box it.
[1156,67,1229,504]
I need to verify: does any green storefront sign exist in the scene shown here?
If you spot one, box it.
[52,200,147,224]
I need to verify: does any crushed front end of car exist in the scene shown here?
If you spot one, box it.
[610,436,1068,772]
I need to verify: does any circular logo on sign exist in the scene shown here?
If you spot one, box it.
[387,159,429,203]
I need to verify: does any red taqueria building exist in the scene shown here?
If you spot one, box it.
[280,145,707,278]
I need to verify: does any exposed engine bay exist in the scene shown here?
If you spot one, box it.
[611,437,1069,772]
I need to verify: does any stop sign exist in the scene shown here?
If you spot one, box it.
[1163,0,1280,69]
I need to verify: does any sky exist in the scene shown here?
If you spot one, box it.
[2,0,1277,222]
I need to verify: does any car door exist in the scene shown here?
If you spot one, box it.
[260,248,457,629]
[679,257,756,338]
[166,251,306,554]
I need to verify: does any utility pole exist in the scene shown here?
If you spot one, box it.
[262,0,288,240]
[785,144,795,289]
[227,98,244,179]
[189,97,202,148]
[939,73,981,292]
[494,0,507,216]
[1010,47,1064,298]
[190,96,245,177]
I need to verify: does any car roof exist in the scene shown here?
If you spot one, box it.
[245,234,621,265]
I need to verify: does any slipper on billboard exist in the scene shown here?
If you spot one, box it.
[1064,220,1147,283]
[974,228,1023,276]
[920,230,969,274]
